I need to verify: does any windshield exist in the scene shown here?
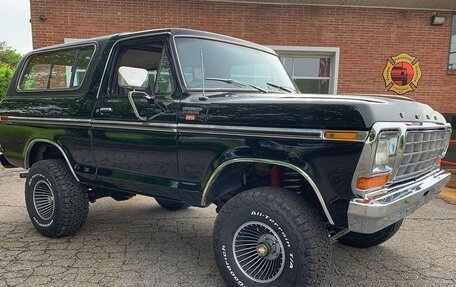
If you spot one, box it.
[175,38,296,93]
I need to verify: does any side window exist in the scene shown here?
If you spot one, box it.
[19,45,95,91]
[49,50,76,89]
[20,54,52,90]
[155,48,175,95]
[113,43,163,97]
[112,40,175,98]
[73,47,94,86]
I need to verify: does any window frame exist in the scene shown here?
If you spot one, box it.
[105,35,177,99]
[449,14,456,71]
[269,46,340,94]
[16,42,97,94]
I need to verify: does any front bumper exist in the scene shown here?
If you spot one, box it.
[347,169,451,234]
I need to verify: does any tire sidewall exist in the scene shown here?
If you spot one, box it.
[216,206,299,287]
[25,169,59,233]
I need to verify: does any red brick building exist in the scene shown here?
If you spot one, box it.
[29,0,455,116]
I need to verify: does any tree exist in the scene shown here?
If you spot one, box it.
[0,42,22,69]
[0,42,22,100]
[0,63,14,100]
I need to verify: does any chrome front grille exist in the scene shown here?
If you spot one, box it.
[394,129,448,181]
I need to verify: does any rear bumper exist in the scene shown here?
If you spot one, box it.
[347,170,451,234]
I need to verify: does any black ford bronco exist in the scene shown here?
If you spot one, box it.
[0,29,452,286]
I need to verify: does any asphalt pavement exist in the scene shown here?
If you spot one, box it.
[0,168,455,286]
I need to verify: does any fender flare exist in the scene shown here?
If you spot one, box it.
[24,139,80,182]
[201,158,334,225]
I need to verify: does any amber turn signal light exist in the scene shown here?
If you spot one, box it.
[356,174,389,190]
[324,131,359,140]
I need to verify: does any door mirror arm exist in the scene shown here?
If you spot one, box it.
[144,95,155,104]
[144,94,167,113]
[128,90,167,121]
[128,90,148,121]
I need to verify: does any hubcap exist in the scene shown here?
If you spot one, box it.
[256,243,269,257]
[233,221,285,283]
[33,180,55,220]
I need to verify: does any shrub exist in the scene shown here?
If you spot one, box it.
[0,63,14,100]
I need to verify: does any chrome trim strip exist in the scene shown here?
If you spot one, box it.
[6,117,367,141]
[179,123,322,140]
[91,120,177,132]
[201,158,334,225]
[7,116,91,127]
[179,123,368,142]
[24,139,80,182]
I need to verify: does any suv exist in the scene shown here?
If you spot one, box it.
[0,29,451,286]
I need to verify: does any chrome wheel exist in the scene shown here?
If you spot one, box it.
[233,221,285,283]
[33,180,55,220]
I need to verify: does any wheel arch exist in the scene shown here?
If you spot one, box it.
[24,139,80,182]
[201,158,334,225]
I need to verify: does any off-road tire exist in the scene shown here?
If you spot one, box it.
[337,220,403,248]
[155,198,190,211]
[25,159,89,238]
[213,187,331,287]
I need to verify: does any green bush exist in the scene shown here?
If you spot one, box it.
[0,63,13,101]
[0,42,22,101]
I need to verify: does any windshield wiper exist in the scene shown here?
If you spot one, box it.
[266,82,298,93]
[206,78,268,93]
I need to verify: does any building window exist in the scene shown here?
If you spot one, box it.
[269,46,339,94]
[450,15,456,70]
[281,56,331,94]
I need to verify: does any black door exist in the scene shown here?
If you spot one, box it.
[91,35,181,199]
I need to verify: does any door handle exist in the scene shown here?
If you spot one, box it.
[98,107,112,115]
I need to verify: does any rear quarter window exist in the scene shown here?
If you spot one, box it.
[18,45,95,91]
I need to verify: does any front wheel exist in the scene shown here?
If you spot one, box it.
[337,220,403,248]
[213,187,331,287]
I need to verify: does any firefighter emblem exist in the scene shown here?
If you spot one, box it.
[383,53,422,95]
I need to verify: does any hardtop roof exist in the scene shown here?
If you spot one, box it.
[29,28,276,55]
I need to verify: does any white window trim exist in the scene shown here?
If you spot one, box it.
[64,38,83,44]
[268,46,340,94]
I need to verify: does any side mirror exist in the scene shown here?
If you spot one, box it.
[118,66,148,89]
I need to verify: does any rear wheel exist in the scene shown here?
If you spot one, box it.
[213,187,331,286]
[155,198,190,211]
[337,220,403,248]
[25,160,89,238]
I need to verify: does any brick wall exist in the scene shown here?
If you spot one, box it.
[30,0,456,113]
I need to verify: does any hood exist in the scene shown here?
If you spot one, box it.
[182,93,447,130]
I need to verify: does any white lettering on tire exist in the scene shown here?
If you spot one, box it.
[250,211,291,248]
[222,245,248,287]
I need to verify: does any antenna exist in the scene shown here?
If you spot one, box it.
[200,48,206,97]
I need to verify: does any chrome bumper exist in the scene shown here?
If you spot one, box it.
[347,170,451,234]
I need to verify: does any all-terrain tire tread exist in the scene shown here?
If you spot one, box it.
[213,187,331,286]
[27,160,89,238]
